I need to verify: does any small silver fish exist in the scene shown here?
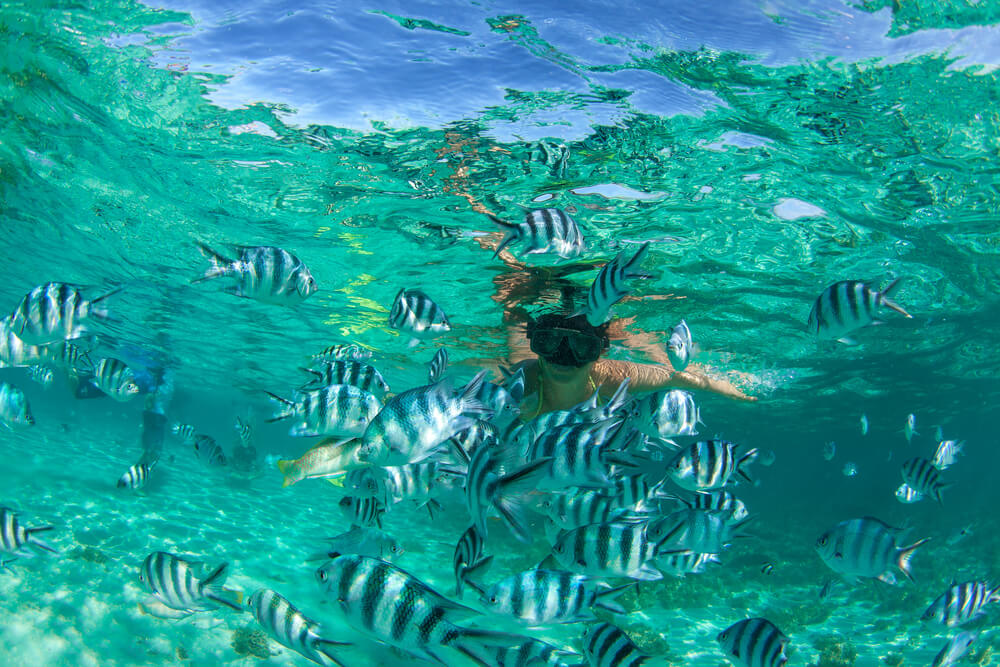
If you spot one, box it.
[666,319,694,371]
[0,382,34,428]
[904,413,918,443]
[318,525,403,562]
[933,440,964,470]
[860,414,869,435]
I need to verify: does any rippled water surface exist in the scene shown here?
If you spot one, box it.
[1,0,999,665]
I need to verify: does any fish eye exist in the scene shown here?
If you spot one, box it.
[489,596,497,604]
[317,570,328,582]
[721,632,728,641]
[834,552,843,560]
[817,536,827,546]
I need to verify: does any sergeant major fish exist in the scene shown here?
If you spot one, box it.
[577,242,651,326]
[895,483,923,504]
[427,347,448,383]
[9,282,120,345]
[807,279,912,344]
[922,581,1000,627]
[582,621,650,667]
[137,551,243,618]
[933,440,964,470]
[267,384,382,438]
[815,516,928,584]
[358,371,491,466]
[314,554,522,666]
[246,589,349,667]
[92,357,141,402]
[1,507,56,566]
[487,207,585,260]
[465,438,552,543]
[117,460,157,489]
[716,617,789,667]
[664,440,758,492]
[192,434,226,466]
[192,243,317,304]
[550,520,665,581]
[388,288,451,343]
[28,365,54,387]
[453,525,493,597]
[628,389,700,439]
[901,457,950,504]
[299,360,390,398]
[932,632,978,667]
[477,568,630,625]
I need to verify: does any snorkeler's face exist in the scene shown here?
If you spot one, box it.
[529,326,605,367]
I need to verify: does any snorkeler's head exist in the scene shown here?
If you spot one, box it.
[526,312,610,368]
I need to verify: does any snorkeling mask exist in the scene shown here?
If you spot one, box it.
[527,314,609,367]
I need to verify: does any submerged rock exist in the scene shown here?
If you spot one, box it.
[232,625,272,659]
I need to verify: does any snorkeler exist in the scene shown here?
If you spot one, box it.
[511,311,754,420]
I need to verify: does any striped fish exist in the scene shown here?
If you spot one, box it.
[9,282,120,345]
[0,507,56,565]
[191,434,227,466]
[478,569,629,625]
[807,279,911,344]
[449,420,500,464]
[388,288,451,341]
[578,242,651,326]
[527,419,640,489]
[138,551,242,615]
[234,416,254,447]
[45,341,92,371]
[27,365,55,387]
[299,361,390,397]
[933,440,964,470]
[171,422,196,443]
[921,581,1000,627]
[453,525,493,597]
[471,378,522,425]
[488,208,585,260]
[895,483,923,504]
[627,389,700,438]
[318,525,403,562]
[933,632,978,667]
[608,474,667,508]
[657,551,721,578]
[716,618,789,667]
[901,457,949,504]
[359,371,490,466]
[428,348,448,383]
[312,343,372,362]
[484,639,582,667]
[314,554,523,666]
[92,357,141,402]
[246,589,349,667]
[117,460,157,489]
[365,461,463,507]
[582,622,649,667]
[815,516,929,584]
[646,509,750,554]
[338,496,385,528]
[665,490,749,523]
[550,521,664,581]
[665,440,757,491]
[192,243,317,304]
[465,438,552,543]
[0,381,34,427]
[541,489,653,535]
[666,319,694,371]
[266,384,382,438]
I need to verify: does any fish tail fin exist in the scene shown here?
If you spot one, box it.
[622,241,652,278]
[264,391,295,422]
[737,447,759,482]
[879,278,912,318]
[934,483,953,505]
[594,581,635,614]
[313,639,351,667]
[457,554,494,596]
[275,460,302,487]
[447,627,531,666]
[897,537,930,581]
[493,457,553,543]
[200,562,243,610]
[86,286,124,322]
[603,378,632,418]
[192,242,234,283]
[26,526,57,553]
[487,214,520,258]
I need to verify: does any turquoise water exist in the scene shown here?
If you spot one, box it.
[1,0,1000,664]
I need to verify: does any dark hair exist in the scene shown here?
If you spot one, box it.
[526,312,610,347]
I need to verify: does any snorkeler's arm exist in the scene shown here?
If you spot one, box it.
[595,359,756,402]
